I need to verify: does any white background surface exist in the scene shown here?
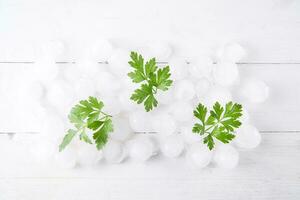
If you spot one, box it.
[0,0,300,199]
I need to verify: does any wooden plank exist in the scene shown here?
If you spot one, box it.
[0,133,299,200]
[0,0,299,62]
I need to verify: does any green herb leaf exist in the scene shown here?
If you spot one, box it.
[128,51,173,111]
[59,96,113,151]
[59,129,77,152]
[192,101,243,150]
[93,118,113,150]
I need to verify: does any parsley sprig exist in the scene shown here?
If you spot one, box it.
[128,51,173,111]
[59,96,113,151]
[192,101,243,150]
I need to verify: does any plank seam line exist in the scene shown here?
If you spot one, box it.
[1,61,300,65]
[0,131,300,135]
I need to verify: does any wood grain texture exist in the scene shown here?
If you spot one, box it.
[0,0,300,199]
[0,0,299,62]
[0,133,299,199]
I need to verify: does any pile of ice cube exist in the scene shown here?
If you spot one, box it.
[4,40,269,170]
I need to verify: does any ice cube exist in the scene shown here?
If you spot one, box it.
[118,89,138,111]
[156,87,175,105]
[107,49,130,77]
[213,61,239,87]
[240,79,269,103]
[103,140,125,164]
[174,80,196,101]
[110,116,133,142]
[45,80,75,114]
[34,62,60,82]
[201,86,232,108]
[128,137,155,162]
[195,78,211,98]
[161,135,185,158]
[186,143,212,169]
[87,39,114,61]
[235,124,261,149]
[76,143,103,166]
[74,78,96,100]
[129,110,152,132]
[101,96,121,116]
[188,56,214,79]
[168,57,189,80]
[95,71,121,97]
[151,113,177,136]
[169,101,193,122]
[213,144,239,169]
[218,42,246,62]
[181,123,202,144]
[76,59,102,79]
[62,64,82,84]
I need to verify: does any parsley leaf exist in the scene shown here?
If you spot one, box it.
[192,101,243,150]
[59,96,113,151]
[128,52,173,111]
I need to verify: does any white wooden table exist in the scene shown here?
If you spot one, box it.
[0,0,300,199]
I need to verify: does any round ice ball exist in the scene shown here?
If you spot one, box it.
[128,137,154,162]
[95,71,121,97]
[46,80,75,113]
[240,108,250,124]
[174,80,196,101]
[186,143,213,169]
[88,39,114,61]
[240,79,269,103]
[55,148,77,169]
[235,124,261,149]
[218,42,246,62]
[101,96,121,116]
[168,57,189,80]
[62,64,82,84]
[110,117,133,141]
[147,41,172,60]
[181,124,202,144]
[103,140,125,164]
[169,101,193,122]
[202,86,232,108]
[195,78,211,98]
[156,87,174,105]
[161,135,185,158]
[213,145,239,169]
[108,49,130,77]
[77,143,103,166]
[74,78,96,100]
[76,59,102,79]
[151,113,177,136]
[188,56,214,79]
[129,110,152,132]
[118,89,137,111]
[213,61,239,87]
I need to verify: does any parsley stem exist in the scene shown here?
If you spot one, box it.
[100,111,112,117]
